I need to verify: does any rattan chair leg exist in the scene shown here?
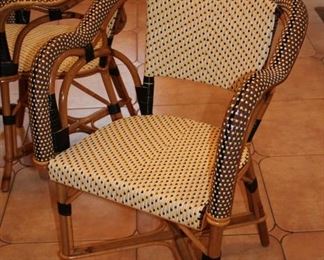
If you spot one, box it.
[16,77,28,128]
[244,163,269,247]
[169,224,196,260]
[0,81,16,192]
[204,225,224,260]
[56,183,75,257]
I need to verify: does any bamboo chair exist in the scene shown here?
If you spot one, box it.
[29,0,307,259]
[0,0,140,191]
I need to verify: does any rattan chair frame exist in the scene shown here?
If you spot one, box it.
[0,0,139,191]
[28,0,308,259]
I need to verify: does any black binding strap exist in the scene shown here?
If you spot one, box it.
[136,76,154,115]
[57,203,72,216]
[2,115,15,125]
[14,10,31,24]
[108,103,121,115]
[48,94,70,153]
[202,254,221,260]
[109,67,120,76]
[0,32,11,61]
[244,178,258,193]
[0,32,18,76]
[53,127,70,153]
[84,44,95,63]
[99,56,108,68]
[49,8,62,21]
[0,62,18,77]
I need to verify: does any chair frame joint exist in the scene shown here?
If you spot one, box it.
[57,202,72,216]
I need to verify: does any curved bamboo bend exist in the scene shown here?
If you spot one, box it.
[0,0,83,30]
[208,0,308,220]
[28,0,126,163]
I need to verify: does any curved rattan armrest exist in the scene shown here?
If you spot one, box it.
[207,0,308,221]
[0,0,85,77]
[28,0,126,163]
[0,0,85,29]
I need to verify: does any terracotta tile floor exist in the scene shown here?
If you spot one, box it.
[1,0,324,259]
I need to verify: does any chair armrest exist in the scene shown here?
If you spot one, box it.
[28,0,125,163]
[0,0,85,76]
[207,0,308,221]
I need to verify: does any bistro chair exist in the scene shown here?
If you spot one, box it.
[29,0,308,259]
[0,0,140,191]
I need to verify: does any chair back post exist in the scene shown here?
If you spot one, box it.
[207,0,308,223]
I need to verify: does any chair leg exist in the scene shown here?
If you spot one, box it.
[0,81,16,192]
[203,225,224,260]
[56,183,75,257]
[16,77,28,128]
[244,163,269,247]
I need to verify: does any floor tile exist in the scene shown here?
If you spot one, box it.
[154,104,229,127]
[136,0,147,29]
[137,245,175,260]
[283,232,324,260]
[221,235,284,260]
[225,161,275,235]
[0,167,58,243]
[123,0,138,31]
[0,242,60,260]
[254,100,324,156]
[137,29,146,63]
[0,167,136,243]
[260,156,324,231]
[273,57,324,101]
[113,30,137,63]
[0,168,10,219]
[71,192,136,241]
[0,242,136,260]
[153,77,234,106]
[298,37,316,58]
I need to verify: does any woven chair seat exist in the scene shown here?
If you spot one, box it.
[49,115,249,230]
[6,23,101,73]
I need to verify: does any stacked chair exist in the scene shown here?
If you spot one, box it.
[28,0,308,259]
[0,0,140,191]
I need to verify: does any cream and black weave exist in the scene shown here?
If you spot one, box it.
[49,115,249,229]
[32,0,308,225]
[145,0,276,89]
[28,0,122,162]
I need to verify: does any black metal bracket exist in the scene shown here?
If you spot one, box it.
[136,76,154,115]
[84,44,95,63]
[108,103,121,115]
[49,8,62,21]
[53,127,70,153]
[0,32,18,76]
[109,67,120,76]
[14,9,31,24]
[57,203,72,216]
[0,61,18,77]
[2,115,16,125]
[202,254,221,260]
[244,178,258,193]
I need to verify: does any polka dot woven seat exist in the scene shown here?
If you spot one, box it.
[49,115,249,230]
[6,23,102,73]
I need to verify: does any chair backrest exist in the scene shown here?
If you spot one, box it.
[208,0,308,220]
[28,0,125,162]
[144,0,277,89]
